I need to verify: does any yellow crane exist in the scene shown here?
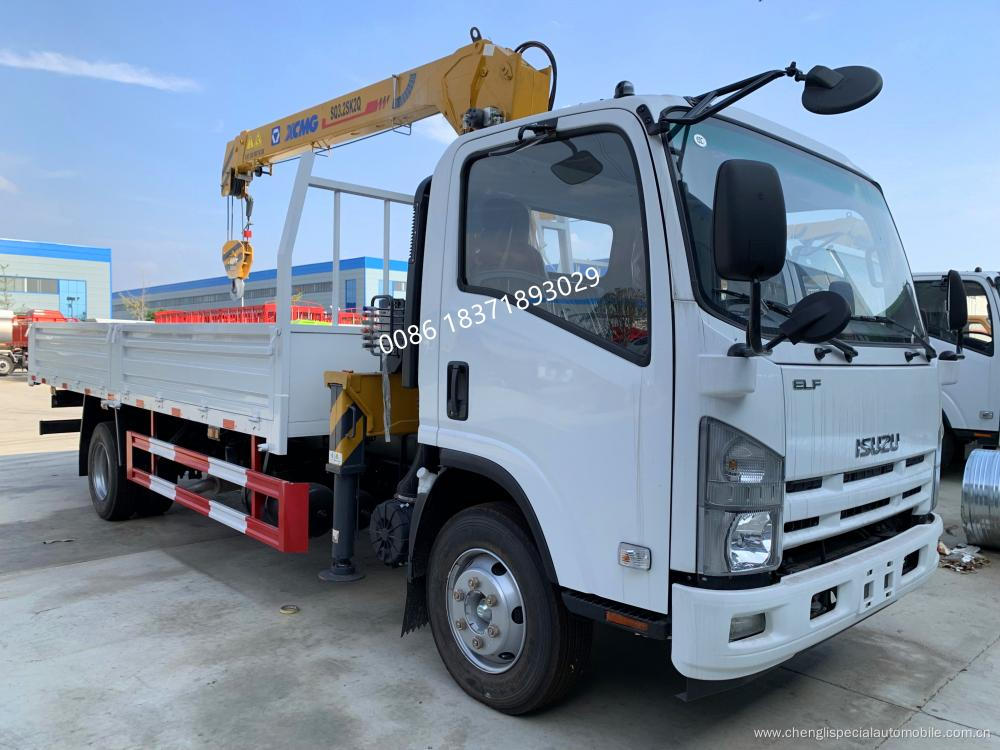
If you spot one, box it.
[220,28,555,295]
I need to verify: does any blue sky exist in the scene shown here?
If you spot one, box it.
[1,1,998,291]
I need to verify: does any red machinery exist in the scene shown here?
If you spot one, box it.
[1,309,68,376]
[153,302,361,325]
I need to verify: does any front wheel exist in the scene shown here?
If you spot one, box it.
[426,502,592,714]
[941,428,958,468]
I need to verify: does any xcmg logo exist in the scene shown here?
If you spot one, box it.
[855,433,900,458]
[285,114,319,142]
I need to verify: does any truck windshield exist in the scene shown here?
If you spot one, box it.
[669,117,923,345]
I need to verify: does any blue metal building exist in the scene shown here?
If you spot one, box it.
[0,238,112,319]
[112,257,407,319]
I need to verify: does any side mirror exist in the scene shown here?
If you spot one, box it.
[713,159,787,355]
[947,269,968,334]
[713,159,787,282]
[829,280,856,315]
[800,65,883,115]
[940,269,968,361]
[766,291,851,349]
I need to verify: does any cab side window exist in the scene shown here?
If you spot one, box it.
[461,130,650,363]
[964,282,994,354]
[916,279,994,355]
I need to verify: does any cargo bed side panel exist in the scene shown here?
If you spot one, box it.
[29,322,369,449]
[29,322,113,393]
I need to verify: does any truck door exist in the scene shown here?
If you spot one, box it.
[434,110,672,612]
[916,277,998,436]
[960,279,998,435]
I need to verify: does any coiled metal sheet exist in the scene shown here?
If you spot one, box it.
[962,449,1000,549]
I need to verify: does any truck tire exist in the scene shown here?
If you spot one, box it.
[88,422,137,520]
[134,458,178,517]
[426,502,592,714]
[942,428,957,468]
[0,355,13,377]
[135,477,175,516]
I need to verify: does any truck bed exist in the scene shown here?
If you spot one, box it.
[29,321,372,453]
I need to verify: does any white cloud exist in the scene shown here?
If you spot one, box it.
[416,114,458,145]
[0,50,200,92]
[0,176,17,193]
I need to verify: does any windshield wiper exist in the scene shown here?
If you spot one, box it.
[714,289,858,362]
[850,315,936,361]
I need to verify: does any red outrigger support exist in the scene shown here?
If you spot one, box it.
[125,431,310,553]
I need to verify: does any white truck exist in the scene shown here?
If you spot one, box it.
[915,270,998,463]
[29,36,964,713]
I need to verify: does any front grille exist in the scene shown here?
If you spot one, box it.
[844,462,894,483]
[784,516,819,533]
[781,452,934,565]
[787,477,822,493]
[841,497,890,519]
[779,511,926,576]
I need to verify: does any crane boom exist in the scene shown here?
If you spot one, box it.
[219,30,553,294]
[221,31,553,199]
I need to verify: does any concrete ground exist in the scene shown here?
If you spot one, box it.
[1,373,998,750]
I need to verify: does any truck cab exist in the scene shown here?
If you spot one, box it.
[914,270,999,461]
[405,94,942,703]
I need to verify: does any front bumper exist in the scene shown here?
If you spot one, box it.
[670,513,942,681]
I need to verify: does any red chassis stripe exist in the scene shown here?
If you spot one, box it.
[125,431,309,553]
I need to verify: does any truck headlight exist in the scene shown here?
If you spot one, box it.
[727,511,776,570]
[698,418,784,577]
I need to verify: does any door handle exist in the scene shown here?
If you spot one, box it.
[447,361,469,420]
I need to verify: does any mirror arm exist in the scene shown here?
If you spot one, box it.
[772,332,856,362]
[653,64,801,131]
[727,280,771,357]
[763,333,787,353]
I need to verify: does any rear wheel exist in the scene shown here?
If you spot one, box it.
[135,469,175,516]
[427,502,591,714]
[0,355,13,377]
[135,451,179,517]
[88,421,173,519]
[88,422,136,520]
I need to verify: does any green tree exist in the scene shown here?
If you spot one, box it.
[0,263,13,310]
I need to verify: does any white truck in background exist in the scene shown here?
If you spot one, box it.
[915,270,999,463]
[28,35,968,713]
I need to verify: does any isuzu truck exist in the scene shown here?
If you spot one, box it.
[29,31,965,713]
